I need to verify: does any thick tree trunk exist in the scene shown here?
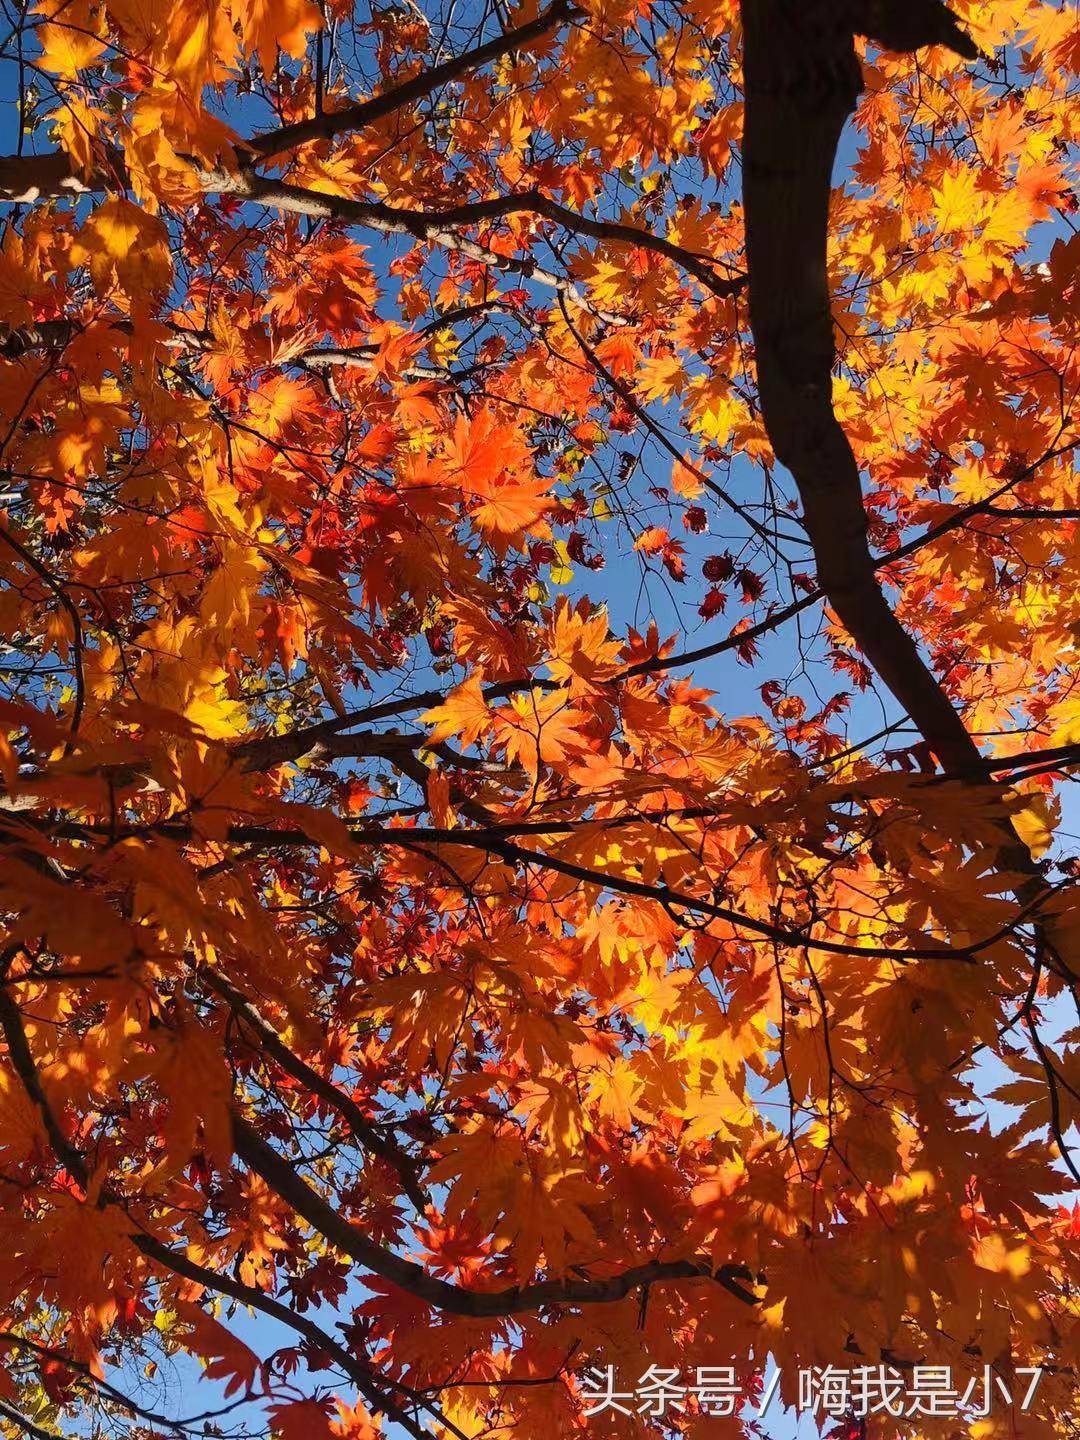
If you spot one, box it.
[741,0,982,775]
[739,0,1077,970]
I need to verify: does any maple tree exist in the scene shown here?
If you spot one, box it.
[0,0,1078,1435]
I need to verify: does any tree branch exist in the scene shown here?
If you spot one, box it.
[248,0,582,163]
[19,811,1034,962]
[0,986,439,1439]
[199,966,431,1211]
[738,0,1078,970]
[233,1114,760,1312]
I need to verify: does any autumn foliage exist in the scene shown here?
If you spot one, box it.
[0,0,1079,1436]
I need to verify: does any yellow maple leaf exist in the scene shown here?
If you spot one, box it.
[1010,789,1058,859]
[37,20,106,78]
[932,166,983,234]
[138,1019,234,1182]
[470,480,553,552]
[587,1057,643,1128]
[71,198,172,298]
[688,375,743,445]
[546,598,621,695]
[53,97,102,178]
[422,674,492,748]
[230,0,321,79]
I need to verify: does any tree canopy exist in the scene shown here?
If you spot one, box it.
[0,0,1078,1436]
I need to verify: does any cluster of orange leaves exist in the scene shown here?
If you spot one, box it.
[0,0,1077,1437]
